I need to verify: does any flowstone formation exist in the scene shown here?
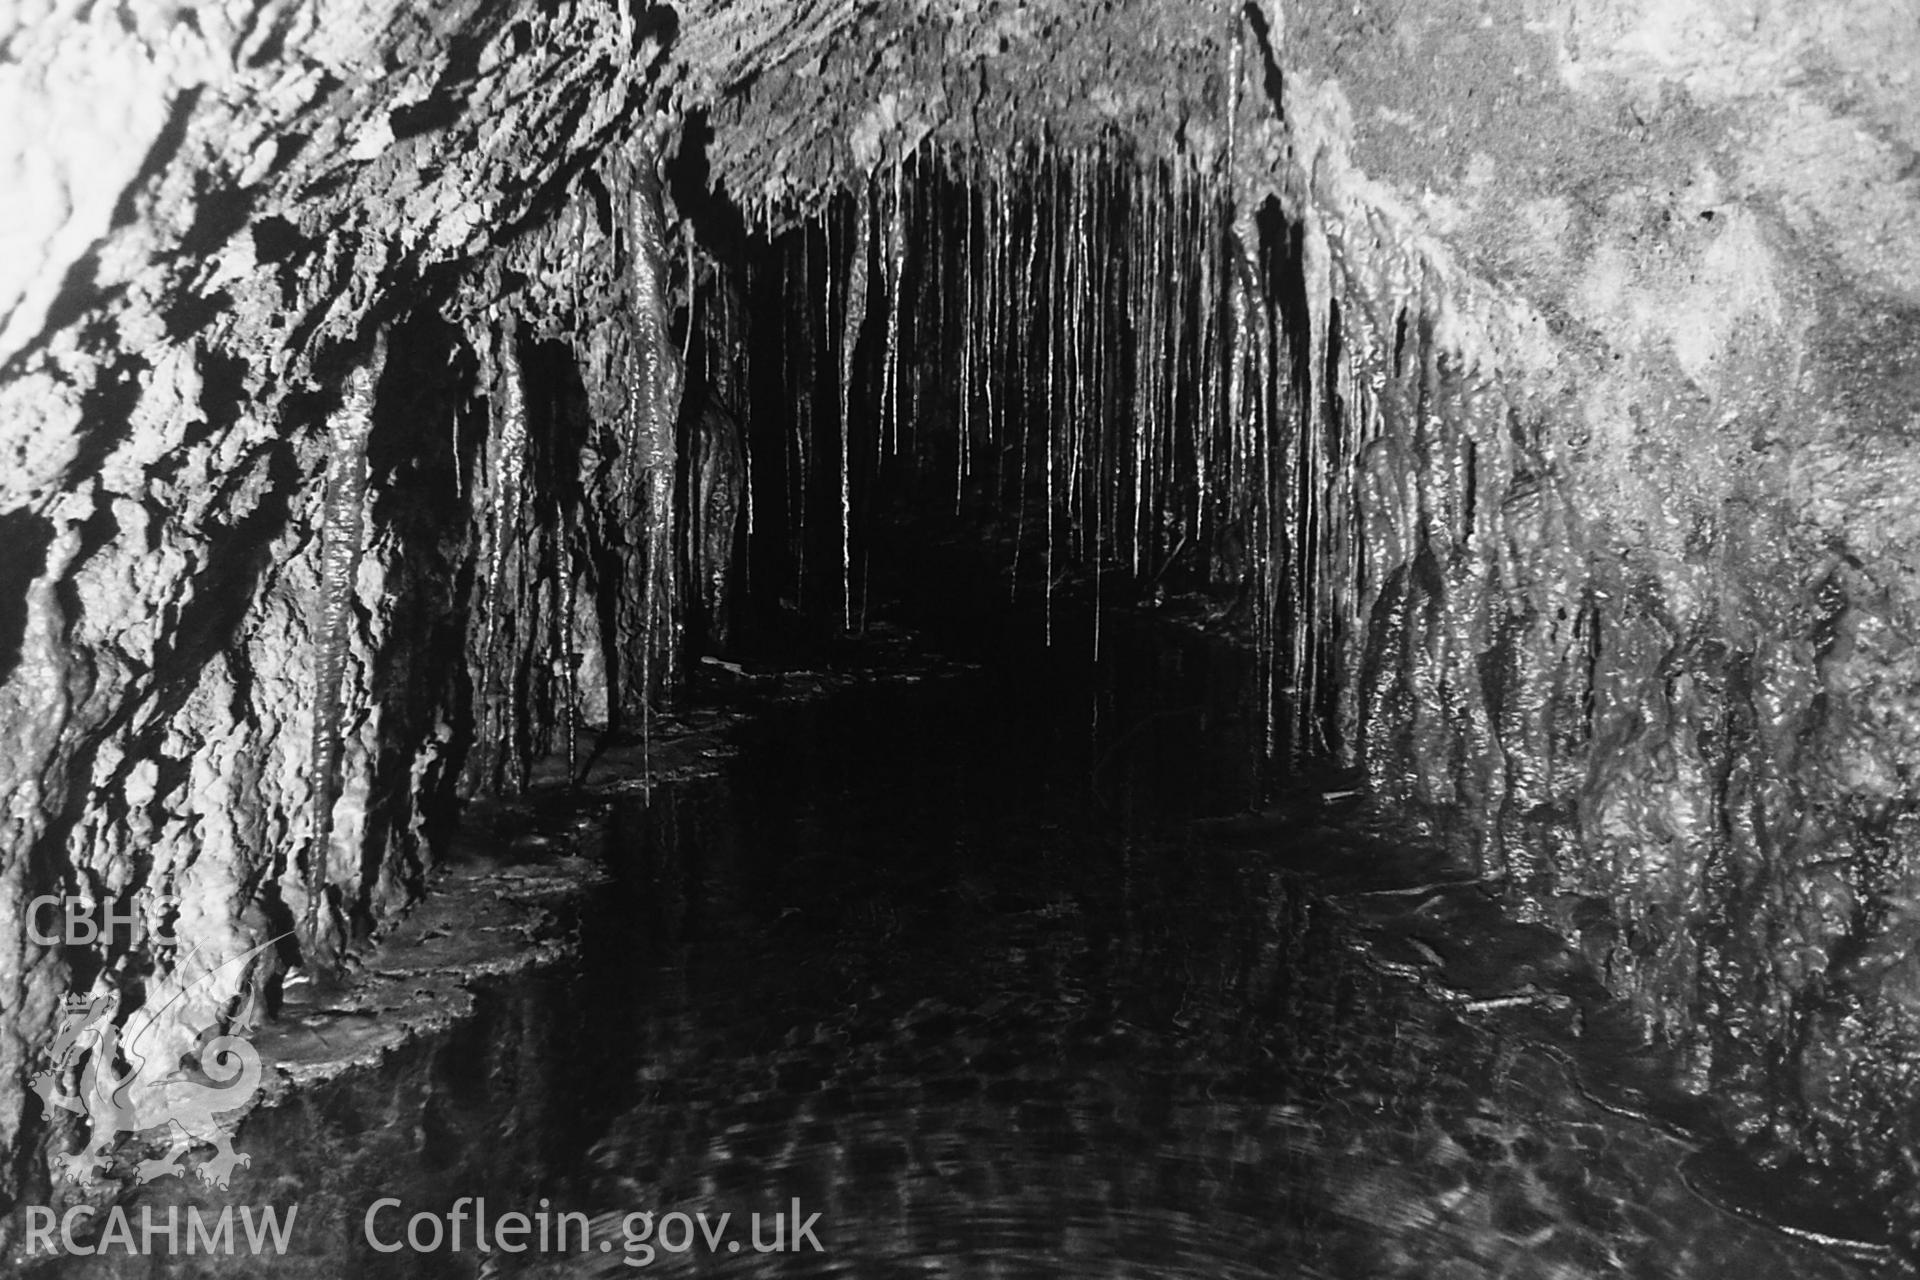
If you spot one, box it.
[3,0,1920,1255]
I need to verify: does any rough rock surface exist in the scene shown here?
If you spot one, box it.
[1262,0,1920,1243]
[0,0,677,1213]
[4,0,1920,1252]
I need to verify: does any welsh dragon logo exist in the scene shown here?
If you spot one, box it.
[29,935,282,1190]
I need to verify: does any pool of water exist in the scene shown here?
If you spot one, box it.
[24,613,1893,1278]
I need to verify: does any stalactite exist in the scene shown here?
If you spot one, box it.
[1172,162,1196,554]
[1196,170,1222,553]
[989,160,1008,490]
[305,328,385,970]
[1012,149,1041,600]
[734,268,755,570]
[556,487,579,783]
[883,156,906,461]
[839,184,872,631]
[614,136,686,736]
[480,314,530,792]
[788,231,810,606]
[728,139,1456,775]
[1043,141,1060,640]
[1075,147,1090,568]
[957,161,975,512]
[1224,200,1264,744]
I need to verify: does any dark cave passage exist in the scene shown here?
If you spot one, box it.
[10,3,1920,1275]
[464,140,1355,784]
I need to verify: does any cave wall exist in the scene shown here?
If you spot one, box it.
[1260,0,1920,1237]
[0,0,687,1211]
[5,0,1920,1250]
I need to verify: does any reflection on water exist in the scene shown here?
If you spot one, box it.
[22,618,1885,1278]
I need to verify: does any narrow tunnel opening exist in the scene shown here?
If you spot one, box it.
[532,140,1363,789]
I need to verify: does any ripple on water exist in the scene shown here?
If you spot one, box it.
[63,642,1890,1280]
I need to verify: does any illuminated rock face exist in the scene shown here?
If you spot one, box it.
[3,0,1920,1245]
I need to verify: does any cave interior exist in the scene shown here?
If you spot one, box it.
[6,0,1920,1270]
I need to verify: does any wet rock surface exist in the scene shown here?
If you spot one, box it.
[11,621,1901,1276]
[6,0,1920,1262]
